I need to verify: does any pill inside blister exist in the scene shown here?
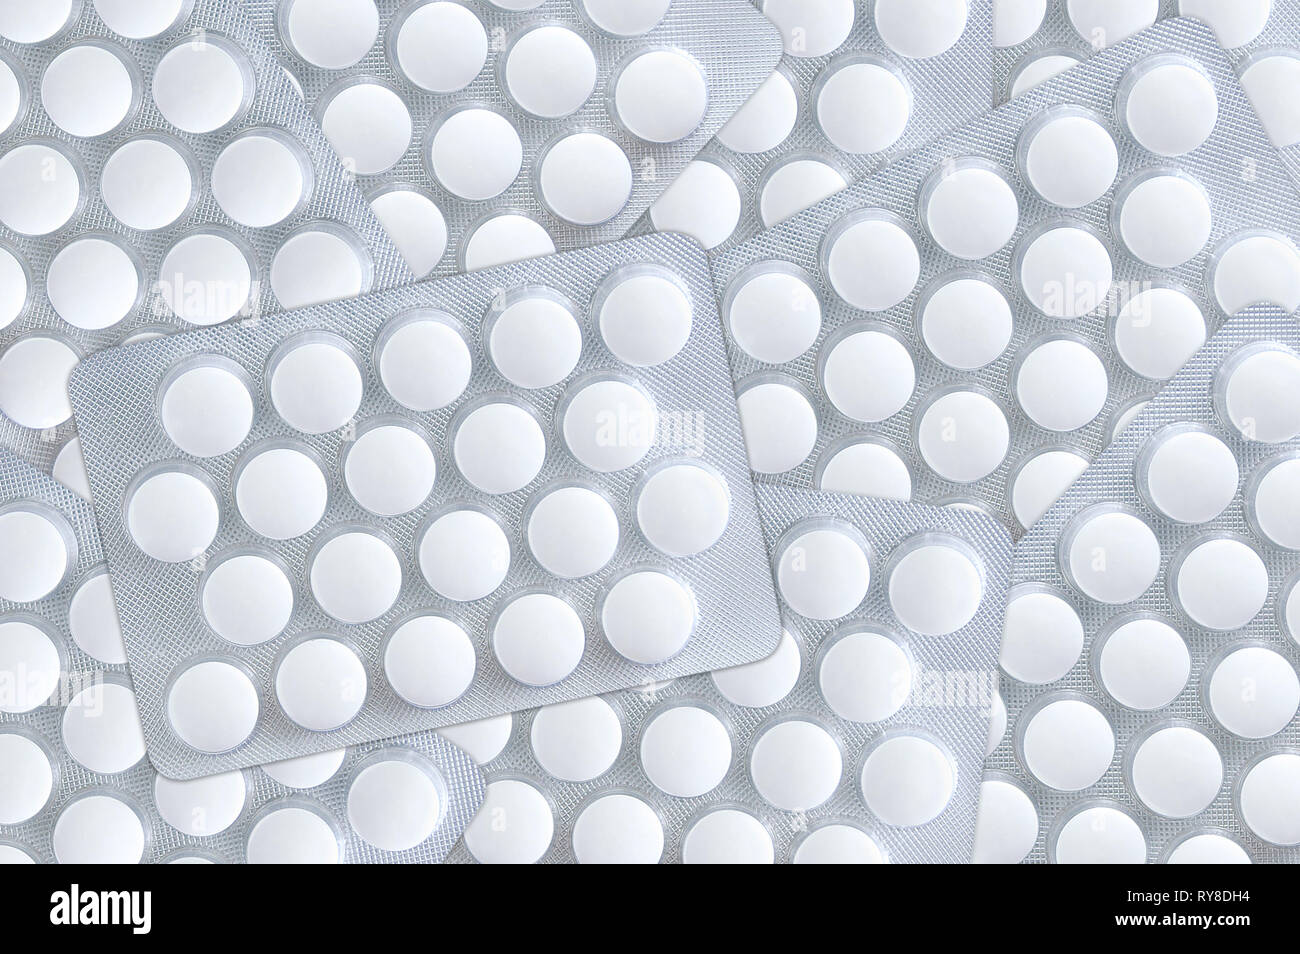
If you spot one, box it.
[1173,536,1269,631]
[1179,0,1272,49]
[527,485,618,579]
[1239,753,1300,846]
[1116,172,1213,268]
[761,0,854,58]
[0,57,19,138]
[681,808,773,864]
[817,439,913,500]
[453,400,547,494]
[161,360,254,458]
[601,569,696,664]
[759,158,849,228]
[1051,803,1145,863]
[344,424,436,517]
[212,131,310,228]
[1129,725,1222,819]
[488,293,582,389]
[821,328,915,423]
[922,161,1019,260]
[126,467,219,562]
[0,618,61,713]
[1014,338,1108,432]
[155,770,247,837]
[1210,232,1300,316]
[824,213,920,312]
[572,793,664,864]
[310,530,402,624]
[582,0,670,35]
[717,70,797,154]
[41,43,137,138]
[1018,226,1113,319]
[269,335,363,435]
[430,108,523,202]
[235,444,328,539]
[1113,287,1206,381]
[263,747,347,789]
[994,0,1046,47]
[245,803,342,864]
[1009,52,1083,98]
[1248,457,1300,549]
[1020,696,1114,791]
[202,551,294,647]
[1120,57,1219,157]
[463,778,554,864]
[597,268,692,367]
[648,160,742,251]
[614,49,707,144]
[53,793,147,864]
[751,719,842,812]
[1066,0,1158,47]
[1062,508,1160,604]
[815,58,911,155]
[384,614,475,708]
[972,777,1038,865]
[530,697,622,782]
[46,236,139,331]
[393,1,487,94]
[859,733,955,827]
[282,0,379,69]
[737,379,818,475]
[68,570,126,665]
[916,389,1010,484]
[727,266,822,365]
[153,36,250,134]
[320,81,412,176]
[156,232,254,325]
[276,636,368,731]
[1219,345,1300,443]
[347,756,444,852]
[1241,52,1300,148]
[1021,110,1118,209]
[874,0,968,59]
[1138,427,1238,524]
[271,228,370,309]
[0,731,53,824]
[561,378,657,472]
[919,277,1012,371]
[776,524,869,621]
[0,505,70,603]
[635,462,730,558]
[0,246,25,330]
[0,143,82,236]
[370,188,448,278]
[1165,833,1250,864]
[640,704,731,797]
[1010,449,1088,530]
[1097,616,1189,710]
[437,713,512,765]
[888,539,982,636]
[712,629,801,708]
[378,313,471,412]
[793,824,885,864]
[819,629,911,722]
[539,133,634,226]
[1000,590,1084,685]
[462,213,556,271]
[1207,646,1299,739]
[93,0,190,39]
[167,659,260,752]
[62,681,146,774]
[0,0,77,43]
[491,592,584,686]
[418,507,510,602]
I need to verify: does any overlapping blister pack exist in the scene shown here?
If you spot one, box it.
[0,449,485,864]
[632,0,994,253]
[67,233,782,779]
[709,17,1300,536]
[242,0,783,277]
[982,306,1300,863]
[0,0,412,484]
[443,484,1008,864]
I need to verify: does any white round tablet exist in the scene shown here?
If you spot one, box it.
[100,135,193,231]
[1239,753,1300,846]
[1001,590,1084,685]
[464,778,554,864]
[737,380,818,475]
[875,0,968,58]
[561,378,657,473]
[819,629,911,722]
[860,734,955,827]
[995,0,1047,47]
[262,748,347,789]
[344,424,436,516]
[429,108,522,201]
[1173,537,1268,631]
[276,638,367,731]
[161,361,254,458]
[648,159,742,251]
[597,268,693,367]
[527,485,618,579]
[156,232,253,325]
[271,228,368,309]
[1122,57,1218,157]
[759,158,849,226]
[1052,804,1146,863]
[1241,52,1300,147]
[454,401,546,493]
[54,794,146,864]
[1062,508,1161,604]
[126,467,219,563]
[155,771,247,836]
[1129,725,1222,818]
[0,506,70,603]
[794,824,885,864]
[0,732,53,824]
[153,37,249,134]
[919,277,1013,371]
[581,0,669,35]
[815,59,911,155]
[1221,345,1300,442]
[987,691,1008,756]
[751,719,842,812]
[370,188,447,278]
[53,437,90,500]
[378,314,471,411]
[1011,449,1088,530]
[923,162,1018,260]
[462,213,556,270]
[68,571,126,665]
[614,49,706,143]
[1207,646,1299,738]
[824,213,921,311]
[320,81,411,176]
[776,524,870,621]
[1180,0,1271,48]
[0,143,82,236]
[763,0,855,57]
[972,777,1039,864]
[491,592,584,687]
[1212,231,1300,316]
[0,246,25,329]
[0,335,77,429]
[1021,110,1119,208]
[211,132,309,228]
[681,808,774,864]
[821,329,915,423]
[601,570,696,664]
[1117,173,1213,268]
[889,539,982,636]
[572,793,664,864]
[1250,457,1300,549]
[1139,429,1237,524]
[916,389,1011,484]
[62,681,146,774]
[1113,286,1206,380]
[347,758,442,852]
[530,696,622,782]
[269,336,363,435]
[640,705,731,798]
[42,43,136,138]
[0,58,19,138]
[47,236,139,331]
[503,25,595,118]
[817,439,913,500]
[1098,617,1190,710]
[93,0,187,38]
[636,462,730,558]
[235,445,328,540]
[167,659,260,753]
[488,293,581,389]
[283,0,379,69]
[437,714,512,766]
[393,1,487,93]
[717,69,798,154]
[384,615,475,709]
[1015,338,1108,432]
[1165,833,1251,864]
[0,0,75,42]
[0,619,61,712]
[539,132,633,226]
[726,266,821,365]
[310,531,402,624]
[201,552,294,647]
[1018,226,1113,319]
[418,508,510,602]
[1010,52,1083,97]
[1067,0,1158,46]
[712,629,801,708]
[1021,697,1114,791]
[246,804,341,864]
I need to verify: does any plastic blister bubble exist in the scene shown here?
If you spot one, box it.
[68,233,782,779]
[982,307,1300,863]
[708,18,1300,536]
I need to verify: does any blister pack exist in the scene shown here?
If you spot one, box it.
[631,0,994,254]
[709,17,1300,537]
[981,306,1300,864]
[0,448,485,864]
[241,0,782,280]
[67,233,782,779]
[442,483,1008,864]
[0,0,411,489]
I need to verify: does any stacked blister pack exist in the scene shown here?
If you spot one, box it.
[3,0,1300,869]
